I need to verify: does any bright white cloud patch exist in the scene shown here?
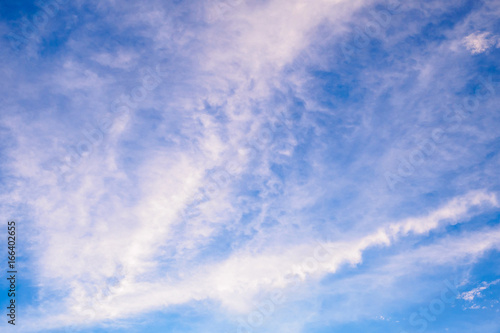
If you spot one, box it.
[460,279,500,302]
[463,31,499,54]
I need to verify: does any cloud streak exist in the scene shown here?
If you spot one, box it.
[1,0,500,332]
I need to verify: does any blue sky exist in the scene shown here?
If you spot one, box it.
[0,0,499,332]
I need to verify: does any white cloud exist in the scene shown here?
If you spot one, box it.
[20,190,499,331]
[463,31,499,54]
[460,279,500,301]
[3,1,500,332]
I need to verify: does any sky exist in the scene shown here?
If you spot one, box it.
[0,0,499,332]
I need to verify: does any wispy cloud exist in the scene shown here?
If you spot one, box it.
[1,0,500,332]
